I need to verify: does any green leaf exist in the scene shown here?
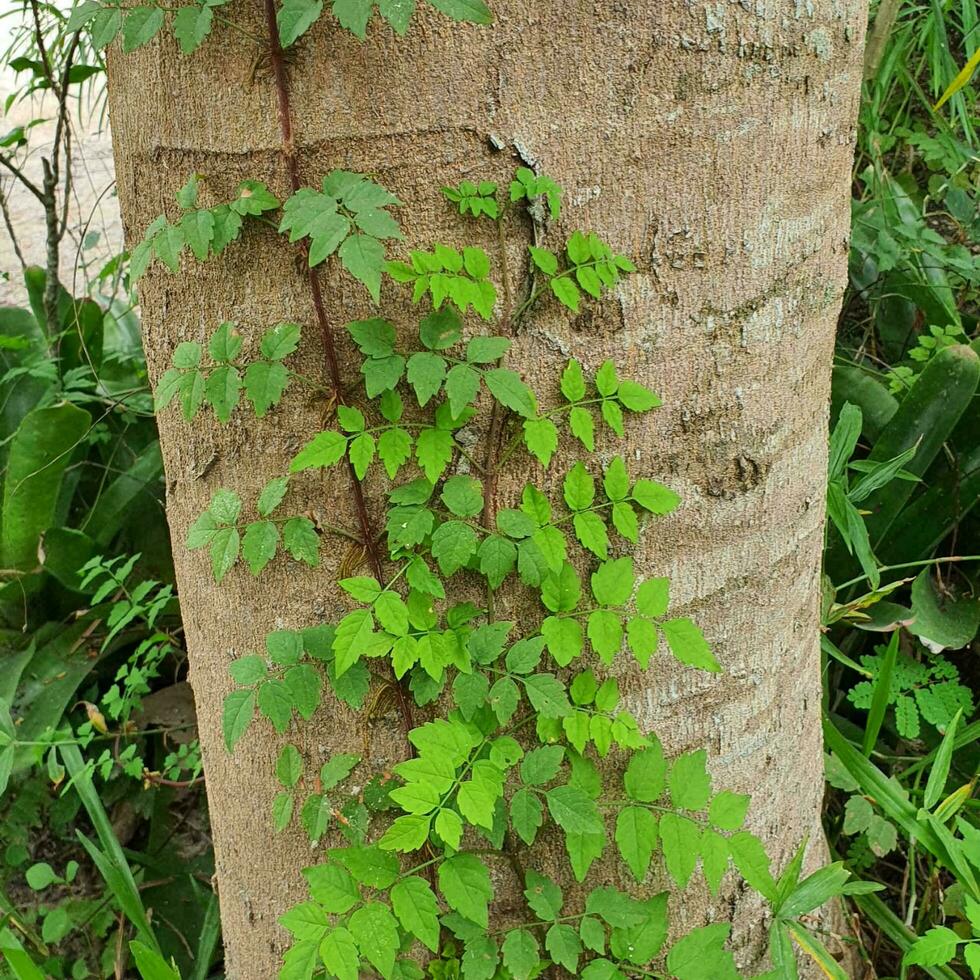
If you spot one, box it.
[709,791,750,831]
[348,317,396,356]
[666,924,739,980]
[172,4,214,54]
[660,618,720,672]
[484,368,536,418]
[625,742,666,802]
[530,246,559,276]
[541,563,582,613]
[391,876,440,953]
[431,521,479,576]
[278,0,324,45]
[542,616,583,667]
[505,636,545,674]
[243,361,290,417]
[438,853,493,928]
[523,417,559,467]
[406,352,447,406]
[521,746,564,785]
[502,929,540,980]
[441,475,484,517]
[585,887,646,928]
[260,322,301,360]
[728,831,777,901]
[285,664,321,720]
[122,6,164,51]
[426,0,492,24]
[222,690,255,752]
[415,427,454,482]
[546,785,603,835]
[466,336,510,363]
[242,521,279,575]
[332,0,374,37]
[905,927,961,967]
[617,380,661,412]
[541,924,579,974]
[610,501,636,540]
[615,807,657,882]
[276,745,303,788]
[229,655,267,686]
[669,750,712,811]
[569,406,596,450]
[573,511,609,559]
[632,479,680,514]
[510,789,544,845]
[291,430,348,471]
[523,870,562,921]
[348,432,376,479]
[204,365,241,422]
[258,679,293,733]
[179,209,214,261]
[478,534,517,588]
[523,674,573,718]
[1,403,90,569]
[210,526,240,582]
[280,189,349,263]
[129,944,180,980]
[339,234,386,302]
[924,708,962,810]
[303,863,360,913]
[626,616,658,668]
[315,928,358,980]
[332,609,376,677]
[445,363,481,417]
[419,308,462,349]
[348,902,399,978]
[283,517,320,567]
[563,462,595,511]
[551,276,581,312]
[591,557,634,606]
[330,845,400,889]
[659,812,701,888]
[636,578,669,618]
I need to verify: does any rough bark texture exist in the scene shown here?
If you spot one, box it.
[106,2,867,975]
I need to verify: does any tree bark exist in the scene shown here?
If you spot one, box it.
[106,2,866,975]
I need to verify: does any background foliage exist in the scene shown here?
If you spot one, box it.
[0,0,978,976]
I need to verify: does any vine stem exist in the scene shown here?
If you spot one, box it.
[259,0,417,751]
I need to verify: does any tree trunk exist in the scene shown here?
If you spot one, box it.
[106,2,866,975]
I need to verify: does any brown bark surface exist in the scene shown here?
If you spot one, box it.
[106,3,867,975]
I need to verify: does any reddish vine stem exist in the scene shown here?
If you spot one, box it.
[260,0,417,749]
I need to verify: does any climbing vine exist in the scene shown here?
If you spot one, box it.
[77,1,877,977]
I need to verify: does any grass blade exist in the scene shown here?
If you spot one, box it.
[59,743,161,954]
[923,708,961,810]
[862,630,898,756]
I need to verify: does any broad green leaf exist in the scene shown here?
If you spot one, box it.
[318,927,359,980]
[615,806,657,881]
[348,902,399,977]
[391,876,440,952]
[659,812,701,889]
[502,929,540,980]
[660,618,720,672]
[122,6,164,51]
[2,403,90,569]
[669,750,712,811]
[546,785,603,835]
[591,557,634,606]
[438,853,493,928]
[222,690,255,752]
[625,742,666,802]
